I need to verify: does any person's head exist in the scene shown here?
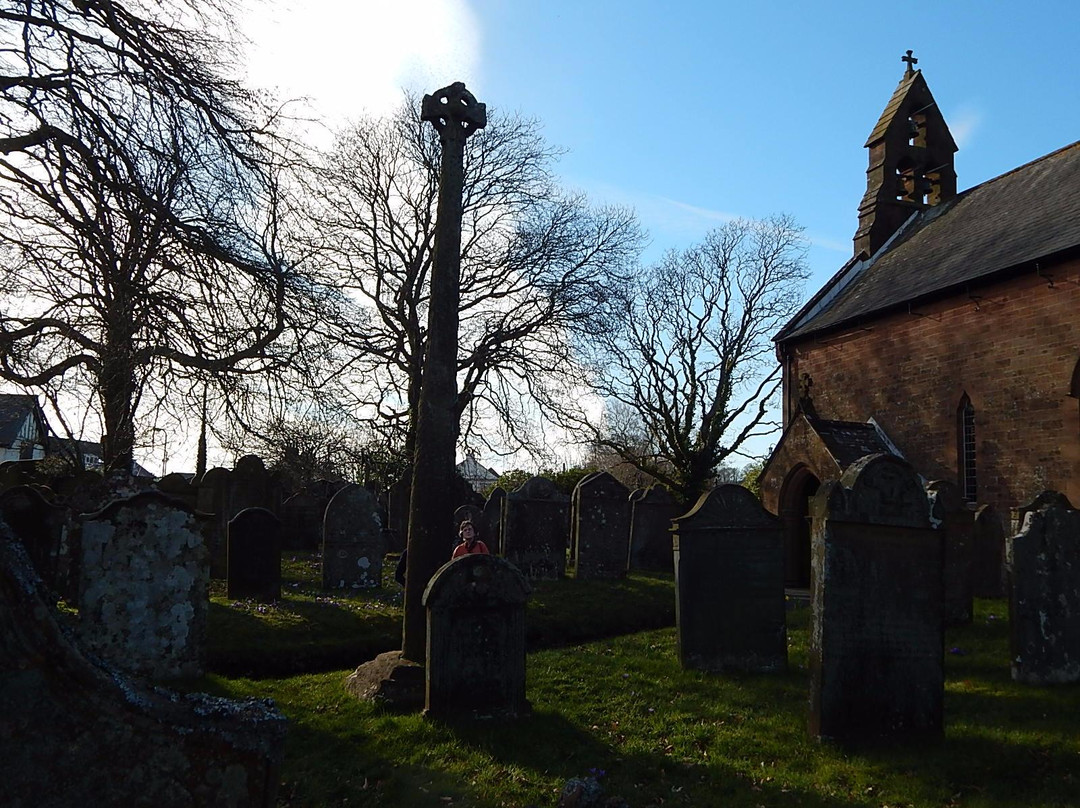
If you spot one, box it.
[459,521,477,543]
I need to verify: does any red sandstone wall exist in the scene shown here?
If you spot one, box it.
[781,259,1080,516]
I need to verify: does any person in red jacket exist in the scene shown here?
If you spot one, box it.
[451,520,489,558]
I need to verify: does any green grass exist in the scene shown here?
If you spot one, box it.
[201,565,1080,808]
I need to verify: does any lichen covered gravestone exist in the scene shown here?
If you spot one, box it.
[503,476,570,579]
[572,471,631,580]
[672,484,786,673]
[0,521,286,807]
[423,554,531,720]
[322,483,384,589]
[809,454,944,743]
[79,490,209,680]
[1007,492,1080,684]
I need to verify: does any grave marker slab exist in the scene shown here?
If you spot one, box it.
[572,472,631,580]
[228,507,282,602]
[629,485,682,572]
[322,484,384,589]
[927,480,974,626]
[809,454,944,743]
[972,505,1006,598]
[503,477,569,579]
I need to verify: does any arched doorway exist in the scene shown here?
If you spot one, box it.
[778,466,821,589]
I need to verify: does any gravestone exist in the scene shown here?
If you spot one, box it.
[322,484,384,589]
[927,480,974,626]
[232,454,272,514]
[672,484,786,672]
[572,472,631,580]
[1007,494,1080,684]
[483,486,506,555]
[197,466,232,577]
[809,454,943,743]
[423,553,531,720]
[629,485,682,572]
[503,477,570,580]
[281,489,323,551]
[0,524,286,806]
[972,505,1006,598]
[228,507,282,603]
[156,472,197,511]
[1011,490,1073,534]
[79,491,209,680]
[0,485,70,599]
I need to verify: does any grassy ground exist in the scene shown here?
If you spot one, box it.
[200,559,1080,808]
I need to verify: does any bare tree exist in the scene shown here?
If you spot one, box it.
[0,0,318,471]
[562,216,809,505]
[305,97,643,462]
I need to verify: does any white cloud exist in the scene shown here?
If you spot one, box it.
[241,0,482,137]
[948,103,982,149]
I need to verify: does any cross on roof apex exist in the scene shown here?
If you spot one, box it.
[902,50,919,76]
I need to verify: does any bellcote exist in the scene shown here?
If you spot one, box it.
[853,52,958,258]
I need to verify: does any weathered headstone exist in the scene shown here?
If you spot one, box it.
[972,504,1006,598]
[0,485,70,598]
[928,480,974,626]
[232,454,272,514]
[483,486,506,555]
[809,454,943,743]
[1007,493,1080,684]
[79,491,209,680]
[629,485,682,572]
[197,466,232,577]
[227,507,282,603]
[572,472,631,579]
[156,472,197,511]
[281,489,323,551]
[0,524,286,806]
[322,484,384,589]
[423,553,531,720]
[503,477,570,580]
[672,484,786,672]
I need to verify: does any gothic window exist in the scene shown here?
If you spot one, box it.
[958,394,976,503]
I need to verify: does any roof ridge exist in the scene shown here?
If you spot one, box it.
[955,140,1080,198]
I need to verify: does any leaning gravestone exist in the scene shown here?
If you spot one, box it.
[322,484,384,589]
[572,472,631,580]
[1007,493,1080,684]
[0,523,286,807]
[228,507,282,603]
[79,491,209,680]
[483,486,506,555]
[927,480,974,626]
[809,453,943,743]
[503,477,570,580]
[0,485,70,598]
[423,553,531,720]
[672,484,786,672]
[972,505,1006,598]
[629,485,682,572]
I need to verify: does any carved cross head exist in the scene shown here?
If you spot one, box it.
[902,50,918,75]
[422,82,487,141]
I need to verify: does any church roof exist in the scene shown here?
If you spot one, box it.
[864,69,957,152]
[811,418,896,469]
[778,139,1080,342]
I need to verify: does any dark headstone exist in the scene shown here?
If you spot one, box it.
[928,480,974,626]
[0,485,70,598]
[423,554,530,720]
[672,485,786,673]
[281,489,323,551]
[79,491,209,680]
[972,505,1006,598]
[322,484,384,589]
[809,454,943,743]
[1011,490,1074,534]
[155,472,197,511]
[503,477,570,580]
[572,472,631,580]
[1007,494,1080,684]
[197,466,232,577]
[0,525,286,807]
[629,485,681,572]
[227,507,282,603]
[482,487,506,555]
[232,454,272,514]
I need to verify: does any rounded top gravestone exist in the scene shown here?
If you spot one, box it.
[813,453,930,528]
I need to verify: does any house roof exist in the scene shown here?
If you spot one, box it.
[0,394,45,446]
[778,140,1080,342]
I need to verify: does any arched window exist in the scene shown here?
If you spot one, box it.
[958,394,976,503]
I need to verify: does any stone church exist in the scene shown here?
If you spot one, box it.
[758,55,1080,587]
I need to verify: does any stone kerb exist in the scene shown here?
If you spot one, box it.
[672,484,786,673]
[422,553,531,720]
[0,525,286,807]
[78,490,210,680]
[322,484,384,590]
[629,485,681,572]
[808,453,943,744]
[572,472,632,580]
[927,480,974,626]
[228,507,282,603]
[1007,493,1080,684]
[503,476,569,580]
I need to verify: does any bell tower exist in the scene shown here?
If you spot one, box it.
[853,51,958,257]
